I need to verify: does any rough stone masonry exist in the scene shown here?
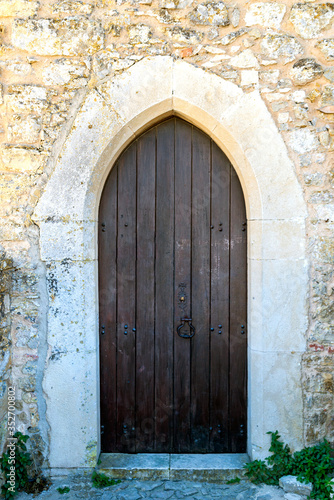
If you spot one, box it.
[0,0,333,470]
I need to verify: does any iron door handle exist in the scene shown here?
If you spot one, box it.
[177,317,195,339]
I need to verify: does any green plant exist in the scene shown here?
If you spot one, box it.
[1,432,51,499]
[57,486,70,494]
[1,432,32,499]
[226,477,241,484]
[92,471,121,488]
[244,431,334,499]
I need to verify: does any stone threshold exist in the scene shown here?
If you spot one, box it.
[98,453,249,482]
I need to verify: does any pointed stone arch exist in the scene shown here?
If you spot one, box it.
[34,56,308,468]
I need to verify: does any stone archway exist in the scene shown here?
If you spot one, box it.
[33,56,308,468]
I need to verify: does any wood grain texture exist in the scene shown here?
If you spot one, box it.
[99,117,247,453]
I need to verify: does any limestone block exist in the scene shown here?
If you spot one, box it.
[1,146,47,172]
[7,115,41,144]
[245,2,286,29]
[317,38,334,60]
[42,58,90,86]
[249,220,306,261]
[314,204,334,221]
[160,0,193,8]
[249,350,304,459]
[98,56,173,130]
[6,85,47,114]
[33,89,129,220]
[220,91,307,219]
[39,220,95,262]
[43,347,98,467]
[248,258,308,352]
[321,85,334,106]
[0,59,32,76]
[231,7,239,27]
[92,51,137,80]
[324,68,334,83]
[166,26,203,43]
[46,260,97,353]
[313,236,334,264]
[51,0,93,15]
[279,476,313,496]
[189,2,229,26]
[128,23,152,43]
[288,128,319,154]
[240,69,258,86]
[260,34,303,63]
[289,4,334,40]
[0,0,39,17]
[259,70,280,84]
[290,58,323,85]
[220,28,248,46]
[229,48,260,69]
[172,57,242,128]
[12,18,104,56]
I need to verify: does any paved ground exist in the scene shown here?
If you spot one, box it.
[15,473,306,500]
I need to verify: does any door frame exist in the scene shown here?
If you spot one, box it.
[33,56,308,468]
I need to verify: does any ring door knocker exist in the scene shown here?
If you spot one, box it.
[177,317,195,339]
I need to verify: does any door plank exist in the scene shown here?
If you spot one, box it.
[173,119,192,452]
[136,128,156,452]
[116,143,137,452]
[99,165,118,452]
[210,143,230,452]
[155,119,175,452]
[229,168,247,452]
[191,127,211,452]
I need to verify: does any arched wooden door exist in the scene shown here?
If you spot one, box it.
[99,118,247,454]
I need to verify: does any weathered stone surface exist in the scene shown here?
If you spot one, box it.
[279,476,313,496]
[7,115,41,144]
[92,51,137,80]
[240,69,258,86]
[190,2,229,26]
[12,18,104,56]
[51,0,93,15]
[321,85,334,106]
[245,2,286,29]
[288,128,319,153]
[0,0,39,17]
[128,23,153,43]
[1,146,47,172]
[229,48,259,69]
[166,26,202,43]
[42,58,90,86]
[289,3,334,40]
[324,68,334,83]
[231,7,240,27]
[220,28,248,45]
[6,85,48,114]
[160,0,193,8]
[0,59,32,76]
[290,58,323,85]
[317,38,334,60]
[260,34,303,63]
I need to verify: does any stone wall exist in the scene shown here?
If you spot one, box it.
[0,0,333,464]
[0,246,12,455]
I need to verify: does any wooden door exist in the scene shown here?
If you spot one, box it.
[99,118,247,453]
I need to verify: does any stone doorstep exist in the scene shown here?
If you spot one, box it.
[97,453,249,481]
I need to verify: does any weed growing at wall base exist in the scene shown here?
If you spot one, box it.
[1,432,31,499]
[1,432,51,499]
[92,471,121,488]
[244,431,334,499]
